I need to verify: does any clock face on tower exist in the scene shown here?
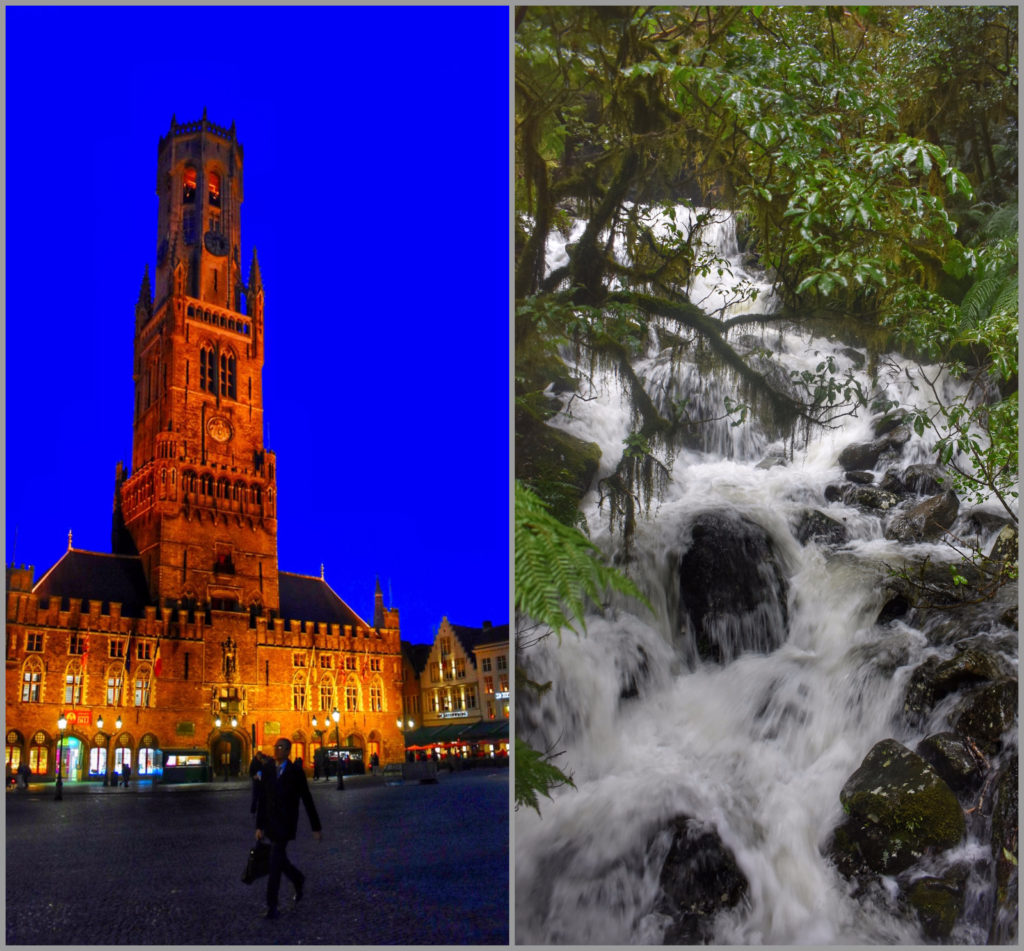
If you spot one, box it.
[207,416,232,443]
[204,230,229,256]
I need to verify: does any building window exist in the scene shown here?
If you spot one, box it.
[29,741,48,774]
[109,639,125,659]
[134,668,152,707]
[499,675,509,693]
[486,701,495,720]
[369,658,381,672]
[292,653,306,667]
[183,166,197,203]
[319,656,333,670]
[137,641,152,661]
[69,634,86,655]
[484,675,494,694]
[220,353,236,398]
[481,657,492,673]
[64,661,84,706]
[369,679,383,713]
[26,633,43,652]
[21,658,43,703]
[345,678,359,712]
[106,667,124,706]
[200,347,217,394]
[465,686,478,709]
[454,657,466,678]
[319,677,334,712]
[345,657,357,671]
[208,170,221,207]
[496,655,507,671]
[6,744,22,770]
[89,747,107,777]
[292,673,307,711]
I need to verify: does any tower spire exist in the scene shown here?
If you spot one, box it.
[249,247,263,293]
[374,577,385,628]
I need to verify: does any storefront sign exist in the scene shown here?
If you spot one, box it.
[176,722,196,736]
[264,721,281,735]
[494,691,510,700]
[65,710,92,726]
[438,711,469,719]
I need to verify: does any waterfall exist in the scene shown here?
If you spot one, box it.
[516,207,1016,945]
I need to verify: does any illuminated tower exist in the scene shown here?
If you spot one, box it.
[115,112,280,616]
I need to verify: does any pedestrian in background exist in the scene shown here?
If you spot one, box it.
[122,762,132,787]
[255,738,322,919]
[17,761,30,790]
[249,751,268,813]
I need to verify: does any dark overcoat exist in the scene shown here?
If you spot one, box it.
[256,759,322,842]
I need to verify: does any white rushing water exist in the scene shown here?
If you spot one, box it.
[515,208,1013,944]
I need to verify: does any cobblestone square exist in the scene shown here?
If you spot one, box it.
[6,769,509,945]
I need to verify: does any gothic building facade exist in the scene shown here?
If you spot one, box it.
[5,115,406,783]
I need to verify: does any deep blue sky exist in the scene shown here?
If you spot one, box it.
[5,6,510,644]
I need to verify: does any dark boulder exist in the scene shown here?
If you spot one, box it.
[845,469,875,484]
[657,817,748,944]
[903,865,969,942]
[830,739,965,876]
[953,679,1018,754]
[839,484,902,512]
[884,490,959,543]
[794,509,850,547]
[872,411,912,438]
[903,464,945,496]
[838,439,887,471]
[988,756,1018,945]
[987,524,1018,567]
[678,511,788,664]
[903,648,1008,722]
[916,732,985,796]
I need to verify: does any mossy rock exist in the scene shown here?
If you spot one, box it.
[953,679,1018,754]
[832,739,965,876]
[903,867,968,942]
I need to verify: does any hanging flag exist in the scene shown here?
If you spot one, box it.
[124,631,132,675]
[153,639,163,678]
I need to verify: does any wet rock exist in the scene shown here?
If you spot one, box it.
[953,679,1018,754]
[678,511,788,664]
[830,739,966,876]
[988,756,1018,944]
[872,411,912,438]
[618,644,650,701]
[904,647,1008,722]
[916,732,985,796]
[840,347,866,369]
[876,594,910,625]
[903,865,969,942]
[657,817,748,944]
[845,469,875,484]
[987,524,1018,566]
[755,452,788,470]
[902,464,945,496]
[838,439,887,471]
[839,484,902,511]
[884,490,959,543]
[794,509,850,547]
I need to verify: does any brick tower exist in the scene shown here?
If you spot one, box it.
[114,111,280,616]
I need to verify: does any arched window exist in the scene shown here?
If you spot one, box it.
[292,672,307,711]
[369,676,385,713]
[183,166,197,204]
[208,170,221,207]
[220,352,236,399]
[64,659,84,706]
[133,666,152,707]
[344,675,360,713]
[319,675,335,713]
[29,734,49,774]
[200,346,217,394]
[21,657,43,703]
[106,665,125,706]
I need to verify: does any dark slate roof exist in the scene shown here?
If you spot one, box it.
[33,550,152,617]
[402,641,433,675]
[452,622,510,656]
[278,572,367,628]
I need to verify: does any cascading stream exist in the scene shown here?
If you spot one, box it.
[516,208,1015,945]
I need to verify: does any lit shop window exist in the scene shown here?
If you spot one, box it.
[89,747,107,776]
[30,740,48,774]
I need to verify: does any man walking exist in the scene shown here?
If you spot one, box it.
[255,738,322,919]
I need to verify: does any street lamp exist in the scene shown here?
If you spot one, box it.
[397,717,415,762]
[55,714,67,801]
[332,707,344,790]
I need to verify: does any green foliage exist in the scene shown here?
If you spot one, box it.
[515,480,649,637]
[514,737,575,815]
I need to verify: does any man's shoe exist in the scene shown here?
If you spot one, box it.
[260,908,280,920]
[293,872,305,902]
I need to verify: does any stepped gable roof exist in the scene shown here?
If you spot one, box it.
[401,641,432,675]
[278,571,368,628]
[33,550,151,617]
[451,622,510,657]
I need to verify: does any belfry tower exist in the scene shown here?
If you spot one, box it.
[114,112,280,616]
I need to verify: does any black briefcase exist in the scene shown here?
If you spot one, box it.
[242,840,271,884]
